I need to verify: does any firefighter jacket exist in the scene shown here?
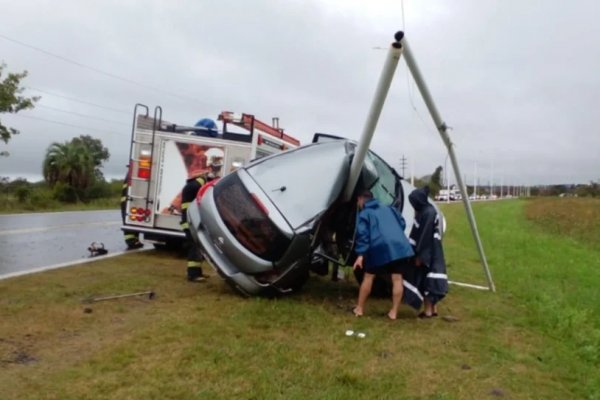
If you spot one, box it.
[180,176,206,233]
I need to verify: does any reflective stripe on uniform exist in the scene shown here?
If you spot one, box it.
[427,272,448,280]
[187,261,202,267]
[120,196,127,202]
[402,280,424,301]
[122,183,128,189]
[180,222,189,229]
[124,233,137,240]
[196,177,205,185]
[181,202,190,210]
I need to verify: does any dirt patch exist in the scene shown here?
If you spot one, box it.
[0,338,38,366]
[3,350,38,365]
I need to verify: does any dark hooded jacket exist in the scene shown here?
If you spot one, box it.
[403,187,448,307]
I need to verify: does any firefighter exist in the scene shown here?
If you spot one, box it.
[180,118,219,282]
[180,167,208,282]
[121,170,143,250]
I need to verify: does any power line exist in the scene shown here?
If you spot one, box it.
[10,114,125,137]
[27,87,130,114]
[401,0,406,31]
[0,33,211,106]
[37,104,130,126]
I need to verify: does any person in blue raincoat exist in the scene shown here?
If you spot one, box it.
[352,190,414,320]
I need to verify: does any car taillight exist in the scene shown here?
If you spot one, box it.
[250,193,269,216]
[138,150,152,179]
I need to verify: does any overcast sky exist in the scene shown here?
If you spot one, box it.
[1,0,598,186]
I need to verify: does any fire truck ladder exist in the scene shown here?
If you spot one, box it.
[218,112,301,146]
[126,104,162,219]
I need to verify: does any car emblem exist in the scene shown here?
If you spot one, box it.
[217,237,225,246]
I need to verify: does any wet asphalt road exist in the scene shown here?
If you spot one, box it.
[0,210,133,277]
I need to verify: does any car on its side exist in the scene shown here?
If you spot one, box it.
[188,134,441,296]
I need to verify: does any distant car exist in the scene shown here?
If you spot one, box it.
[188,134,442,296]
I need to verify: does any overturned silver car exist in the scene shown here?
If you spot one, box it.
[188,134,441,296]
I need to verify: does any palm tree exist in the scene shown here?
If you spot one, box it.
[43,141,95,191]
[43,135,110,202]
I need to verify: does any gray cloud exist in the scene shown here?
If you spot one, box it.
[0,0,598,185]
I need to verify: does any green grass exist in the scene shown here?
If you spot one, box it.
[1,199,599,399]
[0,194,120,214]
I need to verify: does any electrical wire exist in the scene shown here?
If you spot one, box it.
[10,114,124,137]
[401,0,406,31]
[37,104,129,126]
[0,33,210,106]
[397,2,438,138]
[26,87,130,114]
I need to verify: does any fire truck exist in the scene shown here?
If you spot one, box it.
[122,104,301,249]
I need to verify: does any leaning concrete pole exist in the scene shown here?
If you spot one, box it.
[398,31,496,292]
[342,35,403,201]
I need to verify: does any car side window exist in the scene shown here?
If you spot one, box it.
[367,151,397,206]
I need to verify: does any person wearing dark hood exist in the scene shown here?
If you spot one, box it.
[352,190,414,320]
[407,186,449,318]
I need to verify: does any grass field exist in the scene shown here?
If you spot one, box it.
[0,194,120,214]
[1,199,599,399]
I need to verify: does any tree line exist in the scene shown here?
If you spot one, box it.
[1,62,121,210]
[2,62,597,212]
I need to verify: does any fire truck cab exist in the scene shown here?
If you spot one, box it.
[122,104,300,248]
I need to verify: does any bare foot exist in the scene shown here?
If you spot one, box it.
[352,307,363,317]
[387,311,397,320]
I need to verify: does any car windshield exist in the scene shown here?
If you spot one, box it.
[214,173,290,261]
[367,150,398,206]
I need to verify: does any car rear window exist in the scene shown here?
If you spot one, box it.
[214,173,290,262]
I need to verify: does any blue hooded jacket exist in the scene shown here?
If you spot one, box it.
[354,198,414,269]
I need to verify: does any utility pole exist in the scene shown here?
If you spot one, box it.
[444,153,450,203]
[490,160,494,198]
[398,154,408,177]
[474,161,477,198]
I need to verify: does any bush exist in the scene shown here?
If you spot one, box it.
[15,186,31,202]
[53,183,79,203]
[29,188,58,209]
[84,180,112,201]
